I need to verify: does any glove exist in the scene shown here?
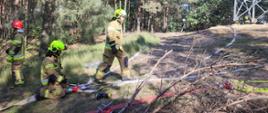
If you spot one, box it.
[109,41,119,54]
[111,45,119,54]
[96,92,109,100]
[48,74,57,84]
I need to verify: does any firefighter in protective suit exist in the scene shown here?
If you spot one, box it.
[95,9,130,82]
[38,40,67,99]
[6,19,26,86]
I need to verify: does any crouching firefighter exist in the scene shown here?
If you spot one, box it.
[94,9,130,82]
[37,40,68,99]
[6,19,26,86]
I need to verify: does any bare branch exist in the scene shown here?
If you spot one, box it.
[213,96,268,113]
[118,50,173,113]
[143,62,257,113]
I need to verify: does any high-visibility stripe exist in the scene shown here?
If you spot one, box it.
[7,55,24,62]
[10,40,22,45]
[245,80,268,83]
[57,76,64,82]
[45,64,57,69]
[41,79,48,86]
[44,89,50,98]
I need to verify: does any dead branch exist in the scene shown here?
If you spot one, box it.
[118,50,173,113]
[213,96,268,113]
[148,50,173,75]
[143,62,258,113]
[253,106,268,112]
[151,88,194,113]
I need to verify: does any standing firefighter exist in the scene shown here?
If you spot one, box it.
[38,40,68,99]
[95,9,130,82]
[6,19,26,86]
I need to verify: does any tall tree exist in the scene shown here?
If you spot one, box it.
[39,0,56,58]
[142,0,162,32]
[162,1,168,32]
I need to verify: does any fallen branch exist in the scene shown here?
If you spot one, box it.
[143,62,258,113]
[118,50,173,113]
[149,73,217,113]
[151,88,195,113]
[253,106,268,112]
[213,96,268,113]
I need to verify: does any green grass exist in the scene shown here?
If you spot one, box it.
[124,32,160,56]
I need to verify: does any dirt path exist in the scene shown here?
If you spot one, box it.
[132,25,268,82]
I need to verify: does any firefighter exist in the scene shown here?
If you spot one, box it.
[6,19,26,86]
[38,40,67,99]
[94,9,130,82]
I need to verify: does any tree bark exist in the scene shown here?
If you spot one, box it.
[148,14,151,31]
[39,0,56,58]
[114,0,117,9]
[0,0,3,38]
[119,0,121,9]
[162,6,168,32]
[123,0,127,32]
[12,0,20,19]
[136,1,141,32]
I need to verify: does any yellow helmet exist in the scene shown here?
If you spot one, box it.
[113,9,127,18]
[48,40,65,52]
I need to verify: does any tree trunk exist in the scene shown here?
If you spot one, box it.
[162,6,168,32]
[136,1,141,32]
[119,0,121,9]
[114,0,117,9]
[127,0,131,31]
[0,0,3,38]
[148,14,151,31]
[124,0,127,10]
[39,0,56,58]
[123,0,127,32]
[12,0,20,19]
[150,14,154,33]
[27,0,37,32]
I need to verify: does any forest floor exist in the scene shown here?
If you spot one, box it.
[1,24,268,113]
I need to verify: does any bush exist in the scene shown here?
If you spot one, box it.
[186,0,233,31]
[55,0,113,44]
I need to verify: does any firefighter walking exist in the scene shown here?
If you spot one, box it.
[95,9,131,82]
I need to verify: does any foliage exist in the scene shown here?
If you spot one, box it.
[55,0,113,44]
[142,1,162,14]
[186,0,233,30]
